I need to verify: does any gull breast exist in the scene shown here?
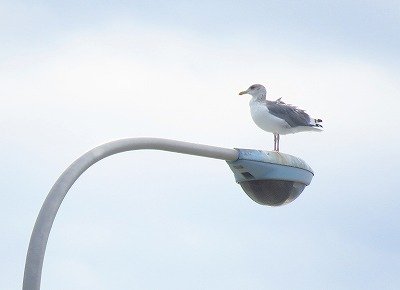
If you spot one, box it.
[250,101,291,134]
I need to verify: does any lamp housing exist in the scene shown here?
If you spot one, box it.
[227,149,314,206]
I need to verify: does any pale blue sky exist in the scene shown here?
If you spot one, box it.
[1,1,400,289]
[2,1,400,66]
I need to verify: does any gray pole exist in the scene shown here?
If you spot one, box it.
[23,138,238,290]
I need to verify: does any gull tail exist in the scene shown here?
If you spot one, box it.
[310,118,323,131]
[291,118,323,133]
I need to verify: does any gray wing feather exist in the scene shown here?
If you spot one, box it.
[266,100,311,127]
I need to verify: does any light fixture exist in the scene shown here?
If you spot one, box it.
[23,138,314,290]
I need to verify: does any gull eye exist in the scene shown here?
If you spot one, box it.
[249,85,257,90]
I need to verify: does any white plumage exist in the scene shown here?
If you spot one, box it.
[239,84,323,151]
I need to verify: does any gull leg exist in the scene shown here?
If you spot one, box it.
[276,134,280,152]
[273,133,277,151]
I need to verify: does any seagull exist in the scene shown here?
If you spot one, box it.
[239,84,323,151]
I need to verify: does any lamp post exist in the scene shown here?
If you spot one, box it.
[23,137,314,290]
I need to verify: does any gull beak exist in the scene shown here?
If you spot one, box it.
[239,90,248,95]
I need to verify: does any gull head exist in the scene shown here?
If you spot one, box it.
[239,84,267,99]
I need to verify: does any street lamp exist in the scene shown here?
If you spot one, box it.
[23,137,314,290]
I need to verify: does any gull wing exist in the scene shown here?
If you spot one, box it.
[266,100,311,127]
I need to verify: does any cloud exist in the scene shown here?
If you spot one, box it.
[2,5,400,289]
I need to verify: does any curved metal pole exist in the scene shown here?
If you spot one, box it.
[23,138,238,290]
